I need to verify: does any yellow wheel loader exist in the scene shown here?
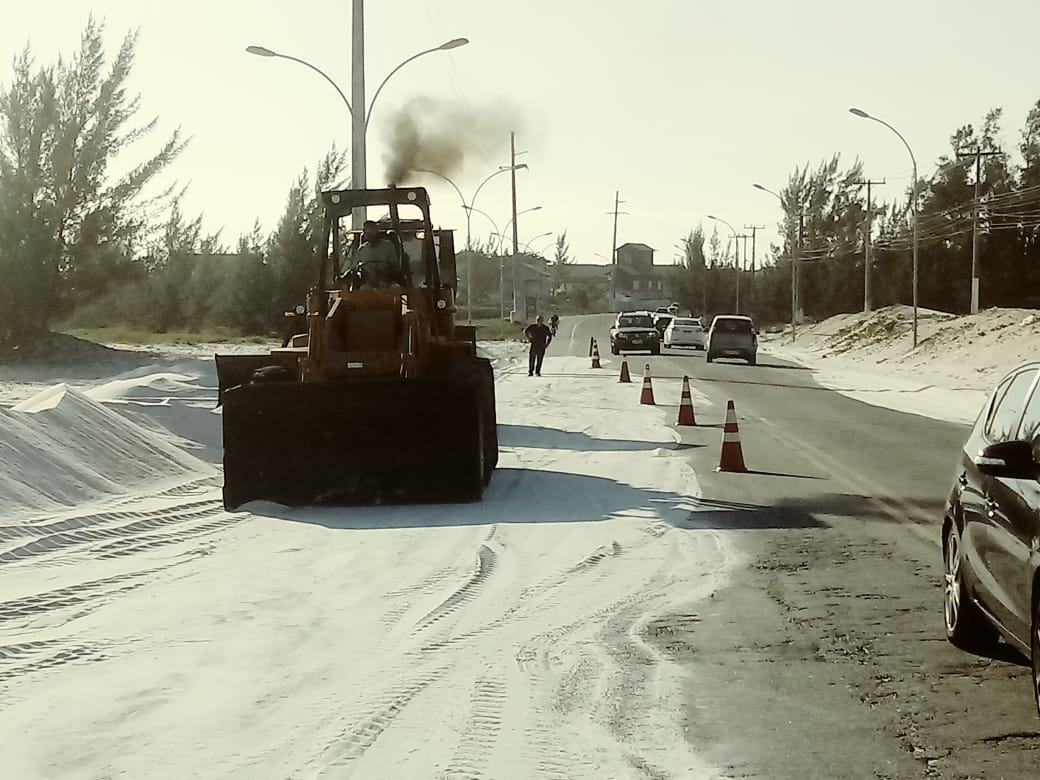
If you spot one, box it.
[214,186,497,510]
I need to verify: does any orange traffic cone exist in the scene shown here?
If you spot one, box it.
[716,400,747,472]
[639,364,655,405]
[619,359,631,383]
[591,340,601,368]
[677,375,696,425]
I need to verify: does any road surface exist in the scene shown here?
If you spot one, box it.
[555,313,1040,779]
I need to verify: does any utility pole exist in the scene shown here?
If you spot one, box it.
[606,191,628,310]
[743,224,764,316]
[510,131,519,321]
[350,0,366,228]
[791,214,803,342]
[735,235,749,314]
[956,146,1000,314]
[853,178,885,313]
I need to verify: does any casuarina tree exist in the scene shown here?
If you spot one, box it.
[0,17,184,344]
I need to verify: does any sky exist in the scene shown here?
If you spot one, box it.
[3,0,1040,267]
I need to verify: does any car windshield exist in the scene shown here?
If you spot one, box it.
[713,318,753,333]
[619,315,653,328]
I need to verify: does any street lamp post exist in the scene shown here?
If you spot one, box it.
[707,215,741,314]
[414,165,527,322]
[849,107,919,348]
[246,29,468,228]
[753,183,800,341]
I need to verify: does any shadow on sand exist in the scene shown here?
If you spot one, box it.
[498,424,678,453]
[246,468,700,530]
[677,493,948,531]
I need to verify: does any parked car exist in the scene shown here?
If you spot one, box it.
[942,360,1040,714]
[663,317,706,350]
[652,313,674,337]
[610,311,660,355]
[705,315,758,364]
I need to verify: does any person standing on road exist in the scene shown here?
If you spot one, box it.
[549,313,559,336]
[524,315,553,377]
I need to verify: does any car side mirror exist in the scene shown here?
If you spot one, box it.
[973,439,1036,479]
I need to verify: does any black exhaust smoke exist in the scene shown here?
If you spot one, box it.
[382,97,524,187]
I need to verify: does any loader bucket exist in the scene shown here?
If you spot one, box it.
[220,364,496,510]
[215,354,286,404]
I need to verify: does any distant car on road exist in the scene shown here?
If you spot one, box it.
[942,359,1040,715]
[610,311,660,355]
[705,315,758,365]
[663,317,706,350]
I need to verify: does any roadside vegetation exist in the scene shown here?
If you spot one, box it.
[672,106,1040,324]
[3,19,1038,354]
[59,327,276,346]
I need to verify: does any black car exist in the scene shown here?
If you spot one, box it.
[609,311,660,355]
[942,359,1040,713]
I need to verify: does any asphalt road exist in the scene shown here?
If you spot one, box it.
[548,314,1040,780]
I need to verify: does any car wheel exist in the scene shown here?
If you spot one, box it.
[705,353,713,363]
[1032,593,1040,717]
[651,346,660,355]
[944,523,998,651]
[611,344,619,355]
[747,354,757,366]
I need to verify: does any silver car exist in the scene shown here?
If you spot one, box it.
[705,315,758,365]
[663,317,706,350]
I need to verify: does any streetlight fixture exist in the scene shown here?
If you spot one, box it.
[245,35,468,227]
[501,206,542,253]
[414,165,527,321]
[364,39,469,134]
[752,183,801,341]
[460,205,501,242]
[521,232,553,253]
[849,107,919,348]
[707,215,742,314]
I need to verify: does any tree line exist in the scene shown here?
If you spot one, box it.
[0,20,574,344]
[0,19,356,344]
[672,105,1040,325]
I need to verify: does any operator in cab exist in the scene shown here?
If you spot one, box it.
[354,220,403,289]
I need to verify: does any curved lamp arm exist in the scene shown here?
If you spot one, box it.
[366,38,469,133]
[849,108,918,208]
[472,165,526,210]
[522,232,553,253]
[414,168,466,207]
[707,215,740,263]
[246,46,352,114]
[752,183,782,202]
[462,205,501,238]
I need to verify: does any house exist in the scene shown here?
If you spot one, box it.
[613,242,671,310]
[553,263,614,311]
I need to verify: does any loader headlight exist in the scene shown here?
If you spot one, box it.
[436,299,447,309]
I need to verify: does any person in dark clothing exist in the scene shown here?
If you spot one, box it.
[549,313,559,336]
[524,315,553,376]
